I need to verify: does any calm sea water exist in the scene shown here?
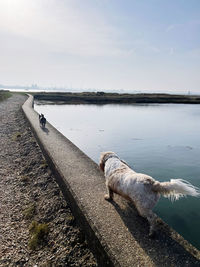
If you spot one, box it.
[35,102,200,249]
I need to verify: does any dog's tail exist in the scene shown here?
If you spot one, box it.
[153,179,200,201]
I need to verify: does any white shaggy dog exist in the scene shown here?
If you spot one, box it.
[99,151,200,236]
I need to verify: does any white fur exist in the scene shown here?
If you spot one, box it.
[99,151,200,236]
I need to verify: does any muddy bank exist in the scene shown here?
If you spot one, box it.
[0,94,97,266]
[33,92,200,104]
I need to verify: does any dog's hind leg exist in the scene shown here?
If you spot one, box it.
[104,181,114,201]
[146,211,158,237]
[137,207,158,237]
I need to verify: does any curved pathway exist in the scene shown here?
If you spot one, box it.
[0,94,97,266]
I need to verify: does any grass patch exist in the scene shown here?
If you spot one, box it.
[23,203,36,219]
[40,159,48,169]
[28,221,49,250]
[66,214,75,225]
[12,132,22,141]
[0,90,12,102]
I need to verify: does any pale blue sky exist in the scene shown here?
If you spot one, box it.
[0,0,200,92]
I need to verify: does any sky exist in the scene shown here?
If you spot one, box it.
[0,0,200,93]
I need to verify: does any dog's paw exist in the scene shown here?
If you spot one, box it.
[104,194,112,201]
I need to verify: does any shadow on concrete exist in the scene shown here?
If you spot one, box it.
[110,197,200,266]
[40,126,50,135]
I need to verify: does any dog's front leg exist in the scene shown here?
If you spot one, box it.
[104,180,113,201]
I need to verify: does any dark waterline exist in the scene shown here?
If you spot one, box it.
[35,102,200,249]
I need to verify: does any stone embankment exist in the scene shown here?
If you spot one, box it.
[0,94,97,266]
[22,94,200,266]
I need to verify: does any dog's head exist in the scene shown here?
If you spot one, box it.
[99,151,117,172]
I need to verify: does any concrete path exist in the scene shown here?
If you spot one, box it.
[23,95,200,267]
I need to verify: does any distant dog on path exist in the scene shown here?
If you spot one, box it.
[39,114,46,128]
[99,151,200,236]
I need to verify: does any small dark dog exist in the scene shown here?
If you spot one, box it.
[39,114,46,128]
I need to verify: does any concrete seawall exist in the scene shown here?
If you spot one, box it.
[22,95,200,266]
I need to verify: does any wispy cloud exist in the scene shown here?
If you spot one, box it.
[0,0,120,57]
[166,24,175,32]
[169,47,175,55]
[187,48,200,59]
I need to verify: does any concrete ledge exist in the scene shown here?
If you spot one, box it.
[22,95,200,266]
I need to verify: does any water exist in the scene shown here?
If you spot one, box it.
[35,102,200,249]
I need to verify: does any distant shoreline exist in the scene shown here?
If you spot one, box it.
[32,91,200,104]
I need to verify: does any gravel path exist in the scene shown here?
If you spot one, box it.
[0,94,98,266]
